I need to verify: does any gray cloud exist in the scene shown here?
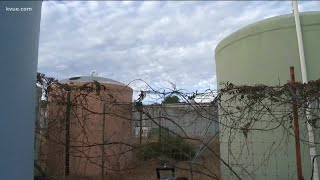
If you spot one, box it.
[38,1,320,92]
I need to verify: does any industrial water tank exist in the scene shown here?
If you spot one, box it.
[46,75,133,179]
[215,12,320,179]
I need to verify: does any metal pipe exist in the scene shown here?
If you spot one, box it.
[140,111,143,146]
[290,66,303,180]
[292,1,319,179]
[102,103,106,179]
[292,1,307,83]
[159,108,162,144]
[65,90,71,177]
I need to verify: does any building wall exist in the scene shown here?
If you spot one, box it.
[215,12,320,179]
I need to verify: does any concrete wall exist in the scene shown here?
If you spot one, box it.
[132,103,219,139]
[215,12,320,179]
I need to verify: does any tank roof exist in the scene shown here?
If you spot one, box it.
[215,11,320,55]
[60,75,127,86]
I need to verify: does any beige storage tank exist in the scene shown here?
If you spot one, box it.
[46,75,133,179]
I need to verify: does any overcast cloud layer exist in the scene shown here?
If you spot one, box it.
[38,1,320,92]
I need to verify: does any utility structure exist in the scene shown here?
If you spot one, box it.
[0,1,42,179]
[46,74,133,179]
[135,100,143,146]
[135,90,146,146]
[215,10,320,179]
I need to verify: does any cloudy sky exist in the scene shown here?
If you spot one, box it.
[38,1,320,93]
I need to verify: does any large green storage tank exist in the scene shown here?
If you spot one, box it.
[215,12,320,179]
